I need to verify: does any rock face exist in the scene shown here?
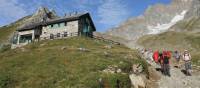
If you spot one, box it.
[106,0,192,48]
[170,0,200,32]
[185,0,200,19]
[30,6,58,23]
[19,6,58,28]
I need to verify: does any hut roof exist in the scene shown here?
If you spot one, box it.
[18,12,96,31]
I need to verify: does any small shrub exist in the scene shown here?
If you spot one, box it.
[101,74,131,88]
[0,44,11,53]
[0,73,14,88]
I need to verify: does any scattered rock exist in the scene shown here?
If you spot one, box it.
[116,69,122,73]
[78,48,89,52]
[132,64,143,74]
[103,66,116,74]
[102,65,122,74]
[40,43,46,47]
[103,51,110,57]
[104,45,112,49]
[61,46,67,50]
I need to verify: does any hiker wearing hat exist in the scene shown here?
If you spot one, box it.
[182,50,192,76]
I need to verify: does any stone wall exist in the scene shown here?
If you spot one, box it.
[40,20,79,39]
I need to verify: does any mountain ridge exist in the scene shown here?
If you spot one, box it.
[106,0,193,46]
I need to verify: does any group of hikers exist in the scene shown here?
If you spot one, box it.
[141,49,192,77]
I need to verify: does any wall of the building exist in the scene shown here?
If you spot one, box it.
[40,20,79,39]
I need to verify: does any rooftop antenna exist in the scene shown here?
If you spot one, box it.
[75,11,78,15]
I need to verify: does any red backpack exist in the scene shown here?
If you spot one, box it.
[162,51,170,64]
[153,51,159,63]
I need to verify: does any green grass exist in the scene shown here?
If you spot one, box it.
[0,24,18,44]
[0,37,145,88]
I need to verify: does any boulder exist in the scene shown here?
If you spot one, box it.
[104,45,112,49]
[129,74,146,88]
[148,67,161,81]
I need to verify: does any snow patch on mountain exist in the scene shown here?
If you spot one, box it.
[148,10,187,34]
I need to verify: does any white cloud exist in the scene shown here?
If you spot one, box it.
[98,0,130,26]
[0,0,28,26]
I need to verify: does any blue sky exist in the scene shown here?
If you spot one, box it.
[0,0,171,32]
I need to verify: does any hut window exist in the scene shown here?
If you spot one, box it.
[57,33,61,38]
[64,32,68,37]
[50,34,54,39]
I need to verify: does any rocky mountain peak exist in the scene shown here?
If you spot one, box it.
[19,6,59,28]
[34,6,49,16]
[31,6,58,23]
[106,0,193,47]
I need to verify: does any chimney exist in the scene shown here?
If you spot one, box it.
[75,11,78,15]
[69,12,72,16]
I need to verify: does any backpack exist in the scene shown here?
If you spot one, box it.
[163,55,169,64]
[183,53,191,61]
[175,53,180,59]
[163,51,169,64]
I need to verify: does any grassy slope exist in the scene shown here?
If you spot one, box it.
[0,24,19,44]
[0,16,31,44]
[137,31,200,65]
[0,37,146,88]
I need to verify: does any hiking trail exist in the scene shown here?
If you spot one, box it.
[140,50,200,88]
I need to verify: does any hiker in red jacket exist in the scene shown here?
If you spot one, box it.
[162,51,171,77]
[153,50,159,63]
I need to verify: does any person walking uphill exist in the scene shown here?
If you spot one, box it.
[183,50,192,76]
[174,50,181,68]
[162,51,171,77]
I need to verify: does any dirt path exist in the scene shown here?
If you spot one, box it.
[141,51,200,88]
[158,67,200,88]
